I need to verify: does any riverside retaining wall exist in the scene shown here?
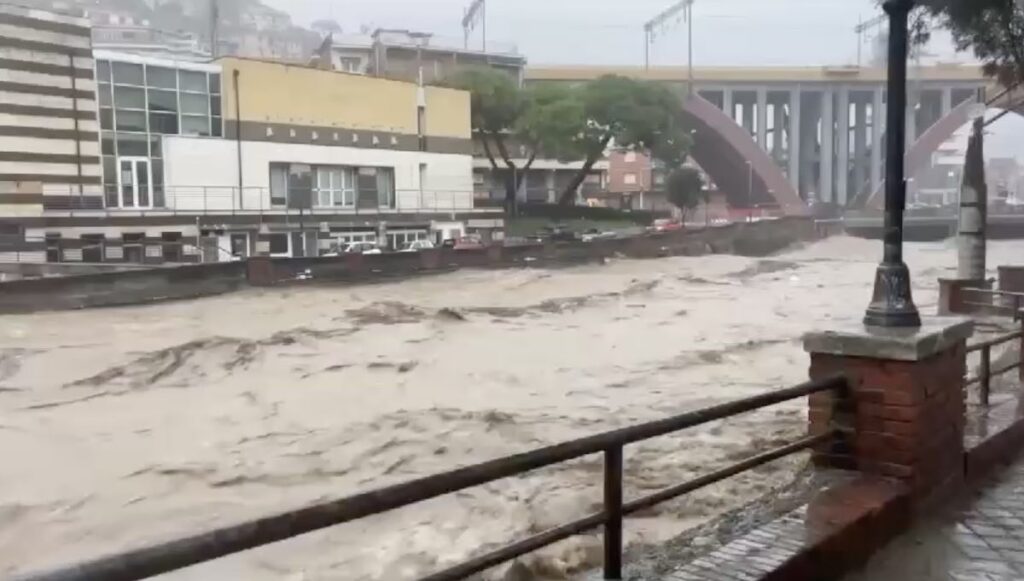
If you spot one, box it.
[0,217,824,314]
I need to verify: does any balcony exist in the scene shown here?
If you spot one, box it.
[38,187,502,217]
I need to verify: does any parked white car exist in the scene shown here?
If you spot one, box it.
[399,240,436,252]
[323,242,382,256]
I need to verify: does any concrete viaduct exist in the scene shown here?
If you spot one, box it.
[526,64,1017,214]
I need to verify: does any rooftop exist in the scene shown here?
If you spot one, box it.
[330,28,524,62]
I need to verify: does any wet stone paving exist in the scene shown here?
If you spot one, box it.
[846,459,1024,581]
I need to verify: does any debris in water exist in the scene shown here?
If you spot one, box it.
[436,308,467,322]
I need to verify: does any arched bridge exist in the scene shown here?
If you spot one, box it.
[858,83,1024,209]
[527,64,1003,213]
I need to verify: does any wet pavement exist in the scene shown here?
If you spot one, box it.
[845,457,1024,581]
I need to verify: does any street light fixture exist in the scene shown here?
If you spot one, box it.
[863,0,921,328]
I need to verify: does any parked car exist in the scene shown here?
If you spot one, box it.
[324,241,382,256]
[650,219,684,233]
[580,228,617,242]
[538,225,578,242]
[453,236,485,250]
[399,240,436,252]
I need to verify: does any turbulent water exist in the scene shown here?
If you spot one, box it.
[1,236,1020,580]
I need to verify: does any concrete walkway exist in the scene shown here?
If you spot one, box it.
[845,456,1024,581]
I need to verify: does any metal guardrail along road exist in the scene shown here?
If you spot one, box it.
[15,375,849,581]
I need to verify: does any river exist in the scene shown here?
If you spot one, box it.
[1,236,1019,580]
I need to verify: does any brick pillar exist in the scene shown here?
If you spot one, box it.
[805,318,974,505]
[937,277,987,315]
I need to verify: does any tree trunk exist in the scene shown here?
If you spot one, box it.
[481,134,518,212]
[558,154,599,206]
[557,136,611,206]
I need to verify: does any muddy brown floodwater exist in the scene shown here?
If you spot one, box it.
[1,236,1020,580]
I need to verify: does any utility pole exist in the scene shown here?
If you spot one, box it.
[209,0,219,58]
[853,13,886,67]
[643,0,695,89]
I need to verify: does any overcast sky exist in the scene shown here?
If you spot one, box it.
[266,0,970,66]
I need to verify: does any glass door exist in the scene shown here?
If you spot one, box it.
[117,157,153,208]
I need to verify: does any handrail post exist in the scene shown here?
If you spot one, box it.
[1019,319,1024,384]
[603,446,623,580]
[980,344,991,406]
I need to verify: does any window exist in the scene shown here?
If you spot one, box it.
[147,89,177,113]
[624,152,637,163]
[624,173,637,185]
[387,230,429,250]
[338,57,362,73]
[100,109,114,131]
[161,232,182,262]
[112,62,143,85]
[81,234,105,263]
[180,93,209,115]
[97,83,112,107]
[44,233,61,263]
[96,60,111,82]
[147,66,176,89]
[122,233,143,263]
[270,163,288,206]
[102,156,117,203]
[268,233,289,256]
[115,111,147,132]
[116,133,148,156]
[287,164,312,209]
[417,105,426,151]
[180,115,209,136]
[114,86,145,109]
[355,167,395,208]
[179,70,207,93]
[149,113,178,134]
[654,173,666,185]
[315,166,355,207]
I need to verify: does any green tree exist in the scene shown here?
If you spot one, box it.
[556,75,692,205]
[914,1,1024,85]
[665,167,705,223]
[445,69,588,211]
[445,68,524,209]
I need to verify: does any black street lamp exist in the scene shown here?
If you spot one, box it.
[864,0,922,328]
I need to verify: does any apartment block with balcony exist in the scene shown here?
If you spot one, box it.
[0,9,500,265]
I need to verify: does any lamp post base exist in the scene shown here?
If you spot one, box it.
[864,261,922,327]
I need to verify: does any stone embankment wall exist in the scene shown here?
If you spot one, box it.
[0,218,827,314]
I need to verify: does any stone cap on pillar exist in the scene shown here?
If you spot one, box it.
[803,317,974,361]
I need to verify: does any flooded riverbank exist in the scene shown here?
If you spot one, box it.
[1,236,1019,579]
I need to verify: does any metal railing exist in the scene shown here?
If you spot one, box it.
[966,327,1024,406]
[962,287,1024,321]
[37,186,492,217]
[15,374,848,581]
